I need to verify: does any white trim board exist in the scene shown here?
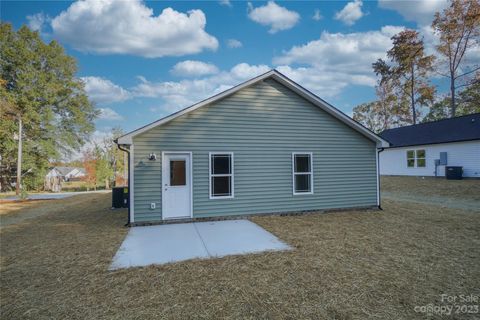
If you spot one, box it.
[117,70,389,148]
[292,152,314,196]
[129,145,135,223]
[209,152,235,200]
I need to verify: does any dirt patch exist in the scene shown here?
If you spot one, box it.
[1,193,479,319]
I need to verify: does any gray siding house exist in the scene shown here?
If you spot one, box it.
[117,70,389,224]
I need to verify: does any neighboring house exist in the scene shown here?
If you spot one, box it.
[45,166,86,192]
[116,70,389,224]
[379,113,480,178]
[45,166,86,182]
[65,167,86,180]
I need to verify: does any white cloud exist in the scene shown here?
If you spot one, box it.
[132,63,270,112]
[171,60,219,77]
[312,9,322,21]
[277,65,374,98]
[219,0,232,7]
[274,26,405,89]
[247,1,300,33]
[66,129,113,160]
[26,12,50,32]
[229,63,270,79]
[131,60,371,116]
[227,39,243,48]
[335,0,364,26]
[50,0,218,58]
[378,0,448,25]
[98,108,123,121]
[81,76,130,104]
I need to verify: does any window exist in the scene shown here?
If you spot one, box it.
[407,150,415,168]
[170,160,186,186]
[416,150,426,167]
[292,153,313,195]
[407,149,426,168]
[209,153,234,198]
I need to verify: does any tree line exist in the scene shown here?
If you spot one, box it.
[353,0,480,133]
[81,128,127,191]
[0,24,99,191]
[0,24,129,192]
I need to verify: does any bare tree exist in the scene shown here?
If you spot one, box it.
[432,0,480,117]
[373,30,436,125]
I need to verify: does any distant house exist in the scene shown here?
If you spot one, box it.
[379,113,480,178]
[116,70,389,224]
[45,166,86,192]
[46,166,86,182]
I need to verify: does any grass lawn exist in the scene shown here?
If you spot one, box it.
[381,175,480,201]
[1,179,479,319]
[0,200,52,216]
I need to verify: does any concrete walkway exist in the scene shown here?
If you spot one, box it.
[3,190,109,201]
[110,220,291,270]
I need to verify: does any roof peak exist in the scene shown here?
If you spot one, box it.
[117,69,388,147]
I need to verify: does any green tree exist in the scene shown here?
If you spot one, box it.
[353,76,410,133]
[0,23,97,190]
[94,145,112,190]
[105,128,126,187]
[98,128,125,188]
[423,79,480,122]
[373,30,436,125]
[432,0,480,117]
[457,74,480,111]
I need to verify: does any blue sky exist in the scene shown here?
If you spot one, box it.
[2,0,455,142]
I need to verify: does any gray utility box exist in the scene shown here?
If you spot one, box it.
[439,152,448,165]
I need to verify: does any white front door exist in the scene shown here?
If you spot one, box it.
[162,152,192,219]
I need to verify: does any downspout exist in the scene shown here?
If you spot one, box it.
[377,147,385,210]
[116,141,131,227]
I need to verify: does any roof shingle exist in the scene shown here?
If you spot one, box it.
[380,113,480,148]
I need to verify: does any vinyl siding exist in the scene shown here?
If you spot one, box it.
[132,79,377,222]
[380,140,480,177]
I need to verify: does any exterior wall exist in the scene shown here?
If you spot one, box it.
[45,169,60,178]
[380,140,480,177]
[132,79,378,222]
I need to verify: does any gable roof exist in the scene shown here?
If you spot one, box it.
[117,69,389,148]
[380,113,480,148]
[54,166,77,176]
[49,166,84,176]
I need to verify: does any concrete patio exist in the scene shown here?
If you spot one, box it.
[110,219,291,269]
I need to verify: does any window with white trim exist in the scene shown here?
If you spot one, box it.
[407,149,426,168]
[292,153,313,195]
[209,153,234,198]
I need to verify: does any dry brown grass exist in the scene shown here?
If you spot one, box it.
[381,175,480,201]
[1,192,479,319]
[0,200,50,216]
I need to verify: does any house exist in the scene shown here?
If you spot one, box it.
[45,166,86,181]
[45,166,86,192]
[379,113,480,178]
[116,70,389,224]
